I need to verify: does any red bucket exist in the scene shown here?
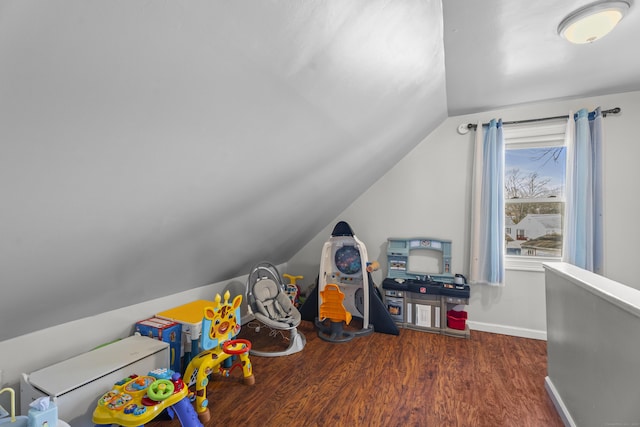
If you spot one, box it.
[447,310,467,330]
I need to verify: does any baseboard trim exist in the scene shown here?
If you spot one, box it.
[467,320,547,340]
[545,376,575,427]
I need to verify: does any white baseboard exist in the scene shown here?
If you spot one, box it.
[467,320,547,340]
[545,376,575,427]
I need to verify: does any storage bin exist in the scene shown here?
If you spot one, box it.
[447,309,467,330]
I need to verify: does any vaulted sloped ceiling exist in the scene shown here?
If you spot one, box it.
[0,1,447,340]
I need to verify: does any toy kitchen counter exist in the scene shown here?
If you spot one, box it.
[381,237,471,338]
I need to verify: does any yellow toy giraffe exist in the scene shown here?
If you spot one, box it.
[183,291,255,422]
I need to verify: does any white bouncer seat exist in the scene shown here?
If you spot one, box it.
[247,262,306,357]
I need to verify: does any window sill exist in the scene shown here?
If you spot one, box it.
[505,256,560,272]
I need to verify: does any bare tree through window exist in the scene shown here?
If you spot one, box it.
[505,146,566,257]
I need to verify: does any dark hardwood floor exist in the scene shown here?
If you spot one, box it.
[148,320,563,427]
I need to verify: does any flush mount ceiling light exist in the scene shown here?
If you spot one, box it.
[558,0,630,44]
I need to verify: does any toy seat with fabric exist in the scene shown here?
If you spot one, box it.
[246,261,306,357]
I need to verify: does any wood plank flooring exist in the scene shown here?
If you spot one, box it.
[148,320,563,427]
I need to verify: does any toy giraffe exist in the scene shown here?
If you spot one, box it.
[183,291,255,422]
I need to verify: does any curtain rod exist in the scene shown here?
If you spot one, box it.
[462,107,621,132]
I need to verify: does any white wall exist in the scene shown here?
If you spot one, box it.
[288,90,640,339]
[544,262,640,426]
[0,0,447,342]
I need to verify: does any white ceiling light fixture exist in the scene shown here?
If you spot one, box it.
[558,0,631,44]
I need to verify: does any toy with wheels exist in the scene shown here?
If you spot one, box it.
[92,368,202,427]
[283,273,303,306]
[183,291,255,422]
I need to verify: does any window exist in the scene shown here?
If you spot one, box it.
[504,121,567,271]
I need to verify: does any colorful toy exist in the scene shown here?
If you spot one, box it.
[92,368,201,427]
[366,261,380,273]
[0,387,23,425]
[282,273,303,307]
[27,397,57,427]
[156,299,216,367]
[135,317,182,372]
[318,284,355,342]
[299,221,399,339]
[183,291,255,422]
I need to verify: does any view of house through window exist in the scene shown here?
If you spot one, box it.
[504,123,567,259]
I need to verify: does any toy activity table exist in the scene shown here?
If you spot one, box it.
[92,368,201,427]
[156,300,215,367]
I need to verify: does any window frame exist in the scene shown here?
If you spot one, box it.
[503,120,567,272]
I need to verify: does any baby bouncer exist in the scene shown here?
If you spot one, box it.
[246,261,306,357]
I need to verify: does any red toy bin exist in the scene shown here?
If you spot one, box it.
[447,309,468,330]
